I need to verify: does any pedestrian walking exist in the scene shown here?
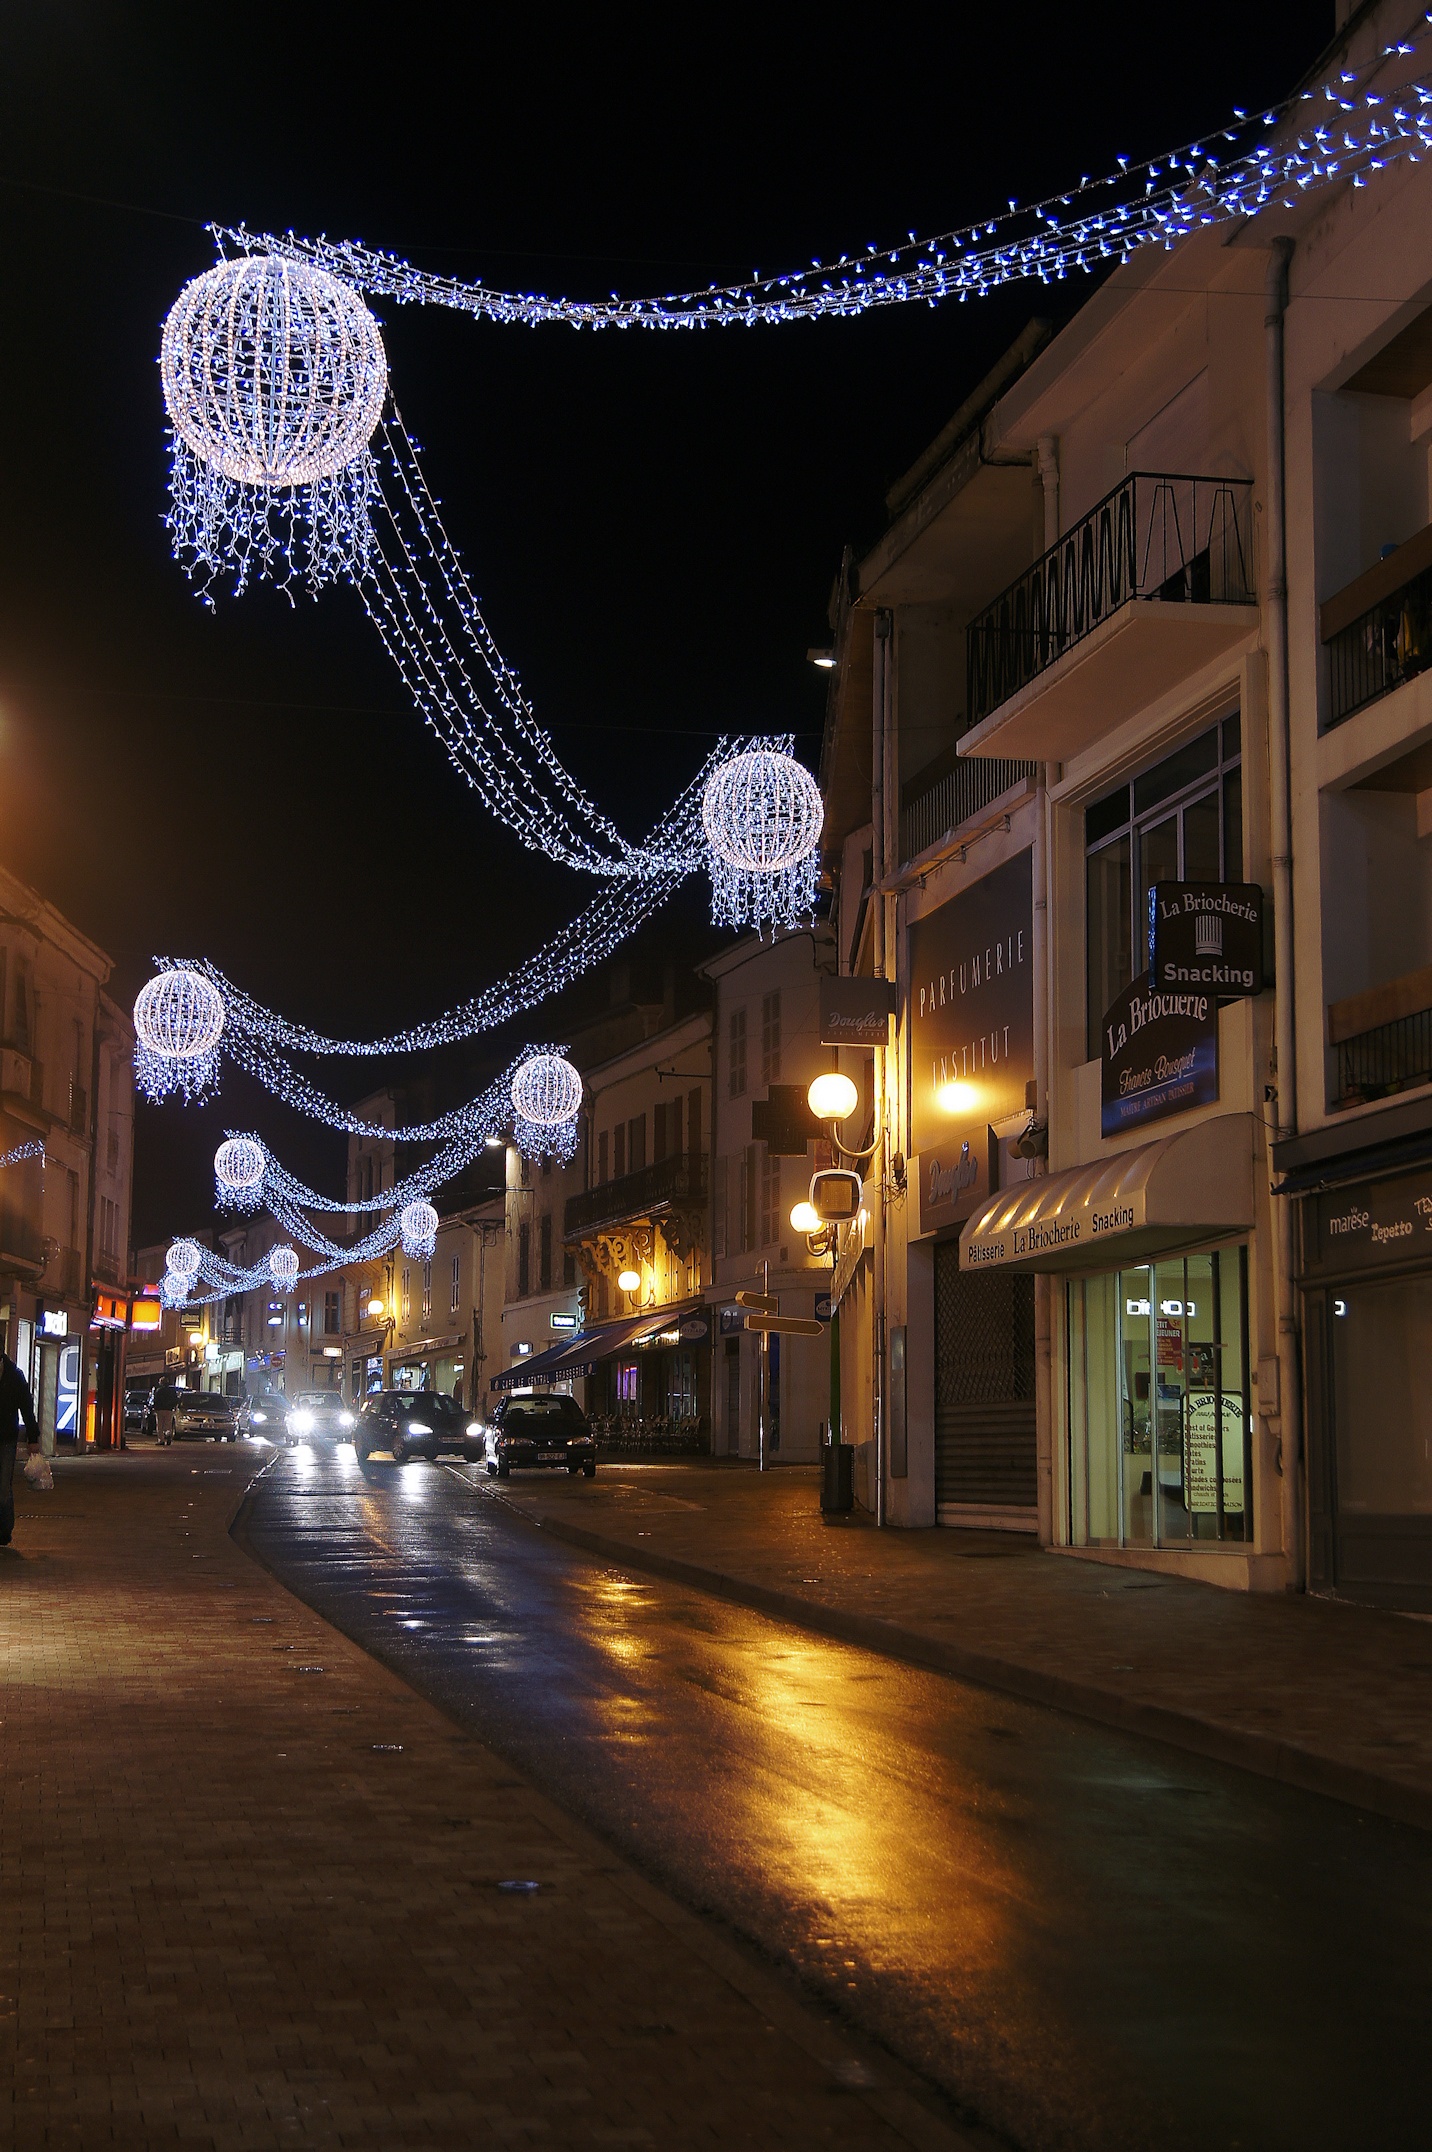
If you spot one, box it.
[0,1346,41,1545]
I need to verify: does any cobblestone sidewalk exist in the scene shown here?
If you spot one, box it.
[490,1460,1432,1832]
[0,1450,977,2151]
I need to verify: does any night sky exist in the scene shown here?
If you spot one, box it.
[0,3,1332,1243]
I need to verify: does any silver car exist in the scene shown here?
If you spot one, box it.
[171,1390,241,1442]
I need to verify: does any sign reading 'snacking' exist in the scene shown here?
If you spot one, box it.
[1101,972,1218,1137]
[1148,880,1265,997]
[908,850,1034,1233]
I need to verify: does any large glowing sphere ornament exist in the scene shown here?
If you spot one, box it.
[400,1199,439,1261]
[161,254,388,597]
[134,967,225,1102]
[269,1245,300,1292]
[701,748,822,931]
[166,1238,203,1279]
[214,1135,266,1209]
[509,1052,582,1161]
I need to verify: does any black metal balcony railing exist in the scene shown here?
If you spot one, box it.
[565,1153,708,1240]
[1325,560,1432,728]
[1332,1006,1432,1109]
[899,753,1039,865]
[966,472,1256,728]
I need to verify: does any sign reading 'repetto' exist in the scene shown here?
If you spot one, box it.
[1148,881,1264,996]
[1101,971,1217,1137]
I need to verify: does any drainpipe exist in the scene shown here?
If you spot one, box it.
[1264,234,1303,1589]
[871,609,893,1526]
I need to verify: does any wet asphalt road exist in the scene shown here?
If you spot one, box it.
[240,1442,1432,2152]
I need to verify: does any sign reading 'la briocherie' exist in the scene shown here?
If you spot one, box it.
[909,849,1034,1232]
[1148,880,1265,996]
[1101,971,1218,1137]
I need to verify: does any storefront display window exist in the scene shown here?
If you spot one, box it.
[1068,1245,1251,1547]
[1331,1278,1432,1520]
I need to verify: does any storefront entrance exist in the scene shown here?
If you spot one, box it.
[933,1243,1036,1526]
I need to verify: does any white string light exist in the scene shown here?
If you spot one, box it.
[702,748,822,931]
[162,255,388,597]
[0,1141,44,1172]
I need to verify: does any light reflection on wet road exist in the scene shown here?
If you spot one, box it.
[242,1444,1432,2152]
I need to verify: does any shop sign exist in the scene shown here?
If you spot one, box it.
[56,1343,79,1435]
[814,1293,832,1321]
[1100,972,1217,1137]
[1149,881,1264,996]
[40,1308,69,1338]
[909,850,1034,1234]
[91,1289,129,1330]
[719,1305,744,1336]
[1306,1164,1432,1275]
[677,1314,710,1342]
[819,975,895,1048]
[550,1311,580,1331]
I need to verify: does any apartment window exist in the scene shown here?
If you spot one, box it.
[401,1267,411,1324]
[760,1150,781,1246]
[539,1213,552,1292]
[450,1253,461,1315]
[713,1156,728,1259]
[628,1114,647,1172]
[13,966,30,1052]
[422,1261,432,1324]
[761,991,781,1084]
[518,1219,531,1299]
[323,1291,340,1335]
[740,1143,757,1253]
[1085,715,1243,1060]
[653,1101,670,1162]
[106,1124,120,1175]
[362,1157,373,1203]
[563,1247,576,1288]
[598,1130,609,1183]
[541,1151,552,1179]
[729,1007,747,1098]
[613,1123,626,1178]
[99,1196,119,1261]
[687,1087,702,1161]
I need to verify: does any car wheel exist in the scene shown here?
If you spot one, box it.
[355,1440,370,1463]
[391,1433,407,1464]
[567,1460,581,1475]
[582,1460,596,1478]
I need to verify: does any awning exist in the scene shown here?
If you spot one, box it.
[960,1113,1255,1274]
[490,1302,710,1392]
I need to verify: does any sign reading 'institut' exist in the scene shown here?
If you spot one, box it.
[909,850,1034,1233]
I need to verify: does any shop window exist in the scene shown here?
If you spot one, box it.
[761,991,782,1084]
[614,1360,638,1414]
[729,1008,747,1098]
[1084,716,1243,1058]
[1068,1246,1251,1548]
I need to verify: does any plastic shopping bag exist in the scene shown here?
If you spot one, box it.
[22,1449,54,1492]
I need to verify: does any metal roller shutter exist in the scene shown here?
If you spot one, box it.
[934,1241,1037,1522]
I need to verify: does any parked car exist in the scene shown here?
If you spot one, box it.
[284,1391,358,1447]
[123,1380,154,1436]
[354,1390,483,1464]
[172,1389,242,1442]
[482,1393,596,1478]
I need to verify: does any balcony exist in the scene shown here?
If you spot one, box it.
[1321,524,1432,730]
[1329,966,1432,1109]
[961,473,1257,761]
[898,748,1039,867]
[565,1154,708,1240]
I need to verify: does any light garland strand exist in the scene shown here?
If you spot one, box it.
[0,1141,45,1172]
[214,37,1432,335]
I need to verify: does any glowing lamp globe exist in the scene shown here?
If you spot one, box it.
[214,1135,265,1207]
[270,1245,300,1292]
[701,748,823,931]
[789,1201,821,1235]
[133,967,225,1101]
[400,1199,439,1260]
[808,1072,859,1122]
[166,1238,203,1278]
[617,1269,641,1294]
[161,254,388,595]
[510,1052,583,1128]
[366,1297,385,1320]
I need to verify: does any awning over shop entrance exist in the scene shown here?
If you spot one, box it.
[490,1302,710,1392]
[960,1112,1255,1274]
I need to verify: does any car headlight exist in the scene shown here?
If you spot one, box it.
[466,1421,482,1438]
[290,1410,315,1435]
[339,1411,355,1429]
[251,1410,268,1424]
[407,1420,432,1436]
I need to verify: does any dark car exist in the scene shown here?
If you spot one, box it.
[123,1380,153,1435]
[482,1393,595,1478]
[172,1389,242,1442]
[283,1391,359,1447]
[355,1390,482,1465]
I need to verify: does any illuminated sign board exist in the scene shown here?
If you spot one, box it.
[130,1298,162,1332]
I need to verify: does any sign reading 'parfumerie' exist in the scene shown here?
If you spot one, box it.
[1100,971,1218,1138]
[1148,880,1265,996]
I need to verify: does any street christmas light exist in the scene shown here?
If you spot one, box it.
[808,1072,858,1122]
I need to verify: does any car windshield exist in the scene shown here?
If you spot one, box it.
[505,1398,584,1425]
[395,1393,464,1421]
[293,1393,344,1410]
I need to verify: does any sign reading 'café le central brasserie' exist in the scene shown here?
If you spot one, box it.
[909,850,1034,1233]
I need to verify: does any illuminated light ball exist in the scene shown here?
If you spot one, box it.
[510,1053,583,1130]
[701,748,822,931]
[400,1199,439,1260]
[269,1245,300,1292]
[166,1238,203,1278]
[808,1072,859,1122]
[789,1201,821,1235]
[214,1135,265,1201]
[617,1269,641,1293]
[134,967,225,1064]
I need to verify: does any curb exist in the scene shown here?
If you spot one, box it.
[490,1496,1432,1836]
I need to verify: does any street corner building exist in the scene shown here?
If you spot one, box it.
[813,0,1432,1607]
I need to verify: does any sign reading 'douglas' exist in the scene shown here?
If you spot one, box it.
[819,975,896,1048]
[909,850,1033,1233]
[1148,880,1264,997]
[1101,972,1218,1137]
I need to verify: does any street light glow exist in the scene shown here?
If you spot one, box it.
[808,1072,858,1121]
[937,1079,979,1114]
[789,1201,820,1234]
[617,1269,641,1292]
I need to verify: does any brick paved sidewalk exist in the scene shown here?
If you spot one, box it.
[0,1450,979,2152]
[490,1461,1432,1833]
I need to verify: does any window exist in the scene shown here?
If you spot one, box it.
[562,1247,575,1287]
[539,1213,552,1292]
[541,1151,551,1179]
[613,1123,626,1178]
[729,1008,747,1097]
[761,991,781,1084]
[99,1196,119,1261]
[323,1291,340,1335]
[422,1262,432,1324]
[450,1253,461,1315]
[653,1100,672,1162]
[740,1143,757,1253]
[1084,715,1243,1058]
[687,1087,702,1161]
[362,1157,373,1203]
[598,1130,609,1183]
[760,1151,781,1246]
[518,1219,530,1298]
[401,1268,411,1324]
[628,1114,647,1172]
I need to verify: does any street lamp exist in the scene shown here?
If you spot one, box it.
[807,1072,858,1122]
[617,1268,641,1294]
